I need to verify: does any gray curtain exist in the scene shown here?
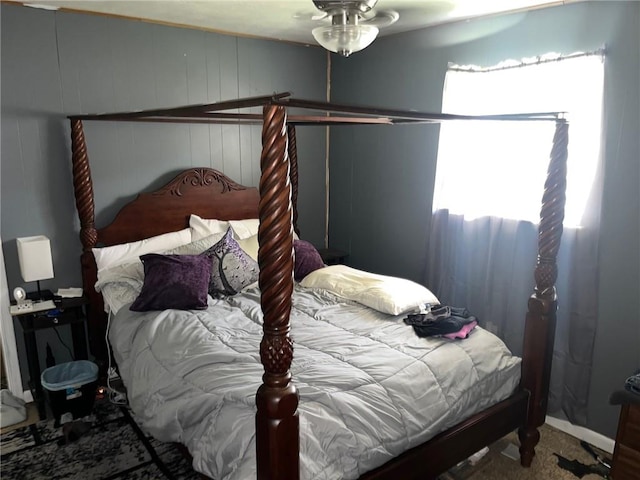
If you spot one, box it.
[426,212,537,359]
[426,52,604,426]
[425,209,600,424]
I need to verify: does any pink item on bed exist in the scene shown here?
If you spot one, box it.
[443,319,478,340]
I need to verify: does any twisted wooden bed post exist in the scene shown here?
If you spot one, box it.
[287,125,300,237]
[518,120,568,466]
[255,105,299,479]
[70,119,108,371]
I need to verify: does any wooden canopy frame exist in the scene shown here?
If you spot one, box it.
[68,92,567,480]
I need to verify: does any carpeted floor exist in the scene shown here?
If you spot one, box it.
[0,397,611,480]
[0,398,199,480]
[440,424,610,480]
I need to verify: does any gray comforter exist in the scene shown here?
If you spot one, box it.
[109,285,521,479]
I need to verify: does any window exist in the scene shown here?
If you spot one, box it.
[433,52,604,227]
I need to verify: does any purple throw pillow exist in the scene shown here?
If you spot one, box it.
[130,253,212,312]
[294,240,325,281]
[202,227,259,297]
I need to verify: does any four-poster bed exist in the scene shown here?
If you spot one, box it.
[68,92,567,479]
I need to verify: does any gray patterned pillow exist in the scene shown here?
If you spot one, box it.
[202,227,259,297]
[164,233,225,256]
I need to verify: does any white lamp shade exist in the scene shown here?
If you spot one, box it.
[312,24,378,57]
[17,236,54,282]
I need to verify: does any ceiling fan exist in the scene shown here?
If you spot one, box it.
[307,0,400,57]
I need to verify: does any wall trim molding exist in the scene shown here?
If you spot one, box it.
[1,239,25,400]
[22,389,34,403]
[546,415,616,454]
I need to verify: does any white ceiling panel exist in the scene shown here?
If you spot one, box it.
[11,0,575,47]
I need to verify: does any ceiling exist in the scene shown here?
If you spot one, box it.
[10,0,571,47]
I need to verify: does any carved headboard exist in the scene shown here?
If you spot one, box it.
[78,167,262,370]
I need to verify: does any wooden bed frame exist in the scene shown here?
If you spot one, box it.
[68,92,567,480]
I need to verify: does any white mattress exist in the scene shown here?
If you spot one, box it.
[109,284,521,479]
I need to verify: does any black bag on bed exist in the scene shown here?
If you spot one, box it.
[404,305,477,337]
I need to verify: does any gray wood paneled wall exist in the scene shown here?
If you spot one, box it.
[1,4,327,388]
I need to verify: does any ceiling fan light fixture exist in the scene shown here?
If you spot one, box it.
[312,23,378,57]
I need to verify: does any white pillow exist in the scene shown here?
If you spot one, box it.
[98,279,141,315]
[190,214,230,241]
[300,265,439,316]
[95,261,144,314]
[92,228,191,273]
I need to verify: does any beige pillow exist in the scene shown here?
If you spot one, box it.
[237,234,259,261]
[301,265,439,315]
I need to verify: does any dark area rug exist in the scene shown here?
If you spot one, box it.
[2,396,611,480]
[0,398,199,480]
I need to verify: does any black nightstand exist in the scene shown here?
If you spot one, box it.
[317,248,349,265]
[13,296,89,420]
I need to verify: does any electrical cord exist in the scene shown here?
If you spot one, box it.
[51,325,76,361]
[105,311,128,406]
